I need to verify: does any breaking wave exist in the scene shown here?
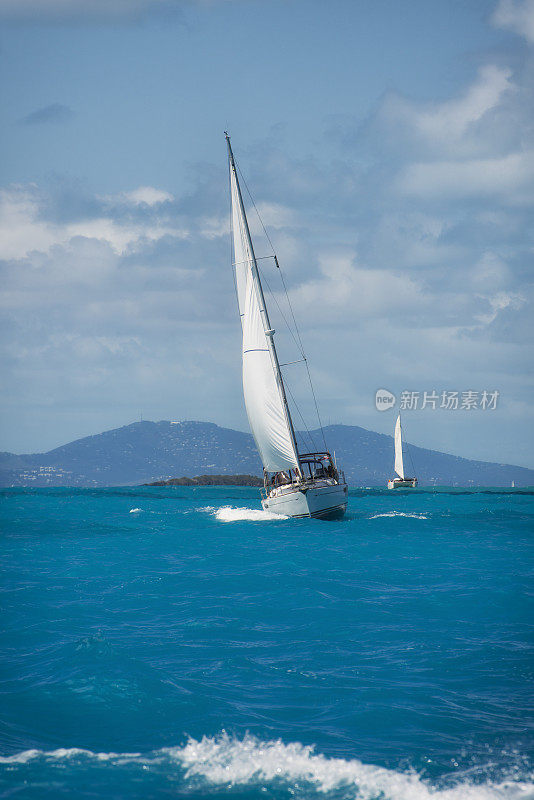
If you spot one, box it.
[1,734,532,799]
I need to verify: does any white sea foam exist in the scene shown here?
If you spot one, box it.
[370,512,428,520]
[0,748,141,764]
[1,735,532,799]
[211,506,288,522]
[129,508,142,514]
[164,733,533,799]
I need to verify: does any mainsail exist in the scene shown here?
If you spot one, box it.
[394,414,405,479]
[227,135,300,473]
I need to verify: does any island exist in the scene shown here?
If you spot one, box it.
[144,474,263,487]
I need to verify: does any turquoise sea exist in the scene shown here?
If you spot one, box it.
[0,486,532,799]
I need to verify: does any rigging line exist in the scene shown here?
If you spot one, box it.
[283,378,318,454]
[258,262,319,454]
[237,162,277,253]
[274,254,328,451]
[273,254,328,451]
[257,265,305,359]
[232,255,275,266]
[275,256,306,359]
[305,359,328,452]
[405,433,417,479]
[238,161,327,452]
[238,163,305,353]
[279,359,307,367]
[275,257,327,450]
[283,373,316,452]
[237,163,307,355]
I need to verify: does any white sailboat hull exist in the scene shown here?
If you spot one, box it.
[387,478,418,489]
[262,480,348,519]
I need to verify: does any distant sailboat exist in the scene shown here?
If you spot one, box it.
[226,133,348,519]
[388,414,417,489]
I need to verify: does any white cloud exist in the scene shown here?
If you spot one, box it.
[63,218,185,253]
[107,186,174,206]
[476,290,527,324]
[0,186,57,259]
[251,202,300,230]
[471,251,510,293]
[397,150,534,203]
[366,212,458,271]
[413,65,514,142]
[492,0,534,43]
[199,215,228,239]
[0,184,186,260]
[469,251,527,325]
[386,65,513,148]
[289,252,426,318]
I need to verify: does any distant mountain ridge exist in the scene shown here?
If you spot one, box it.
[0,420,532,488]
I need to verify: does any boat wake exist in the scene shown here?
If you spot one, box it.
[1,733,531,799]
[370,512,428,520]
[205,505,288,522]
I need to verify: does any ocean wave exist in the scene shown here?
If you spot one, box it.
[0,747,142,764]
[129,507,142,513]
[1,734,532,799]
[204,505,288,522]
[168,733,532,799]
[369,512,429,519]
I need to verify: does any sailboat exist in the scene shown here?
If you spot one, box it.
[387,414,417,489]
[226,133,348,519]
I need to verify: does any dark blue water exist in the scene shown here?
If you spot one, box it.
[1,487,532,799]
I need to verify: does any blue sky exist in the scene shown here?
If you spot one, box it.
[1,0,533,468]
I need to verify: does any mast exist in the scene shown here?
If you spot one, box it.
[225,132,301,472]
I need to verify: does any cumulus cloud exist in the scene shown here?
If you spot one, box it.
[397,151,534,203]
[288,252,426,319]
[0,184,186,260]
[0,176,241,450]
[360,63,532,165]
[492,0,534,43]
[0,166,531,464]
[20,103,74,125]
[471,251,511,293]
[339,47,532,212]
[375,65,515,157]
[105,186,175,206]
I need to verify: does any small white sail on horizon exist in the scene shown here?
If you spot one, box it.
[388,413,417,488]
[229,147,300,473]
[394,414,405,479]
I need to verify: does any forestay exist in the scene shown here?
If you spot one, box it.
[229,157,300,473]
[394,414,405,479]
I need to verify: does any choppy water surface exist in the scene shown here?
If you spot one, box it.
[1,486,532,799]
